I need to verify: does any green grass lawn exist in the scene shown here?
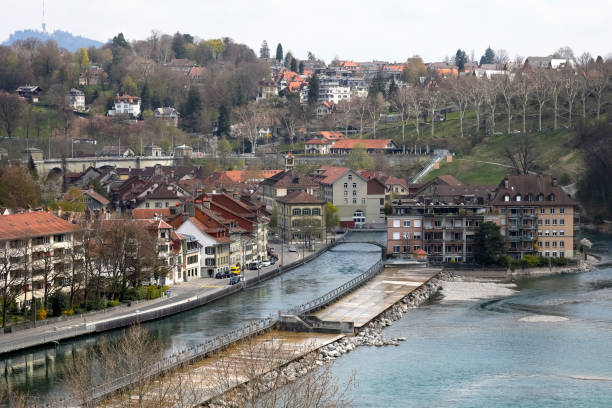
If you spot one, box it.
[425,159,509,186]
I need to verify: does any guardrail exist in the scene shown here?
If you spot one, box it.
[81,236,383,404]
[288,259,384,316]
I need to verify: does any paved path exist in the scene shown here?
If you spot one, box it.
[313,266,440,328]
[0,239,329,355]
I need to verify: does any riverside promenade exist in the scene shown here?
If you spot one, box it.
[0,238,332,355]
[101,265,441,406]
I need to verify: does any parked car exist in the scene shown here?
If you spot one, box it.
[229,276,243,285]
[247,262,261,270]
[288,246,297,252]
[260,259,271,267]
[231,265,241,275]
[215,271,231,279]
[269,257,276,265]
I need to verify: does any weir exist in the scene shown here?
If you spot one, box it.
[96,263,442,406]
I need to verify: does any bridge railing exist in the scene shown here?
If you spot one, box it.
[287,259,384,316]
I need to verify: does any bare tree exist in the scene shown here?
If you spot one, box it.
[367,92,385,138]
[546,70,563,129]
[446,78,470,138]
[505,135,536,175]
[562,68,579,128]
[482,78,499,135]
[0,243,28,329]
[353,97,368,137]
[391,86,411,150]
[468,78,485,134]
[590,64,610,120]
[423,86,442,138]
[494,49,510,66]
[497,75,515,134]
[236,102,268,154]
[532,69,549,131]
[0,91,23,138]
[407,85,423,142]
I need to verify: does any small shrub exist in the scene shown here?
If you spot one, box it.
[523,255,540,268]
[61,309,74,316]
[37,308,47,321]
[107,299,120,307]
[49,292,70,317]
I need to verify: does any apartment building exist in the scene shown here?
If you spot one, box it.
[314,166,386,227]
[276,191,326,243]
[492,174,576,259]
[0,212,79,305]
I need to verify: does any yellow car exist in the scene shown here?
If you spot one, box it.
[231,266,241,275]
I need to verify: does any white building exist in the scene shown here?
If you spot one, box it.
[319,83,351,104]
[66,88,85,110]
[108,94,141,118]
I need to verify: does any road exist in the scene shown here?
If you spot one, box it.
[0,237,318,355]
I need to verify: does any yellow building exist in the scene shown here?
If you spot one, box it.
[276,191,326,244]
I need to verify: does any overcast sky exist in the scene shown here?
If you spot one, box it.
[2,0,611,63]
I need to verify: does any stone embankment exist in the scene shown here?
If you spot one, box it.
[205,270,453,408]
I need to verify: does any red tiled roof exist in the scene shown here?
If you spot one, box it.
[82,189,109,205]
[276,191,326,204]
[132,208,171,219]
[317,131,345,141]
[0,212,78,241]
[331,138,394,150]
[316,165,352,184]
[305,139,331,145]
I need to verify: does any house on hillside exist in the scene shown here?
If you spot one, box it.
[107,94,141,117]
[154,107,180,127]
[276,191,326,243]
[188,66,206,83]
[66,88,85,110]
[16,85,42,102]
[329,138,400,155]
[315,101,335,117]
[305,138,333,155]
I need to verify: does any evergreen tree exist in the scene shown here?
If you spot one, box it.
[183,87,202,117]
[290,58,298,73]
[455,49,467,71]
[217,104,231,136]
[259,40,270,59]
[112,33,129,49]
[172,32,186,59]
[474,222,505,265]
[284,51,294,69]
[275,43,283,62]
[369,70,385,98]
[28,156,38,180]
[480,47,495,65]
[298,61,305,74]
[307,73,320,106]
[140,83,151,111]
[387,80,398,99]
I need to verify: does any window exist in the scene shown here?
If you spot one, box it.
[538,219,543,225]
[155,202,162,208]
[414,245,421,251]
[344,198,348,204]
[53,234,65,243]
[205,246,215,255]
[348,174,352,180]
[352,197,357,204]
[414,220,421,227]
[352,190,357,196]
[165,202,169,208]
[344,183,348,189]
[545,230,550,236]
[552,230,557,236]
[560,251,565,258]
[545,241,550,248]
[404,220,411,227]
[504,194,510,202]
[560,241,565,248]
[434,220,442,227]
[552,219,558,225]
[187,255,198,265]
[552,241,557,248]
[145,202,150,208]
[362,198,366,204]
[560,219,565,225]
[403,232,411,239]
[413,232,421,239]
[540,208,546,214]
[515,194,521,201]
[392,245,400,253]
[393,232,400,240]
[550,208,555,214]
[393,220,400,228]
[538,241,542,248]
[559,230,565,236]
[344,190,348,197]
[303,208,311,216]
[538,230,542,236]
[545,251,550,257]
[545,219,550,225]
[312,208,321,216]
[293,208,301,216]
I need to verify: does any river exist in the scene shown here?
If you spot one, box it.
[0,241,383,400]
[332,231,612,408]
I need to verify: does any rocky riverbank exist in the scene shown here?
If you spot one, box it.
[206,271,453,408]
